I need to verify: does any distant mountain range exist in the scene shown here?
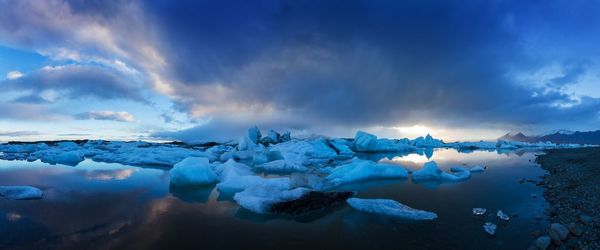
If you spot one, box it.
[498,130,600,145]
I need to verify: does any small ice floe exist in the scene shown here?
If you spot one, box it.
[472,208,487,216]
[484,222,497,235]
[451,165,485,173]
[412,161,470,182]
[325,157,408,186]
[169,157,217,186]
[497,210,510,221]
[469,165,485,172]
[346,198,437,220]
[233,186,310,214]
[0,186,43,200]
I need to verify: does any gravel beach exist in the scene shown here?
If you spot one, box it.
[535,147,600,249]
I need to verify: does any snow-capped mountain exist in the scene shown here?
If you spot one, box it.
[498,130,600,145]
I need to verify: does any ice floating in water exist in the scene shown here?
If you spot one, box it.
[412,161,471,182]
[233,185,309,214]
[484,222,497,235]
[351,131,415,152]
[0,186,43,200]
[215,160,291,191]
[326,157,408,186]
[497,210,510,221]
[169,157,217,186]
[346,198,437,220]
[472,208,487,215]
[450,165,485,173]
[40,150,85,166]
[469,165,485,172]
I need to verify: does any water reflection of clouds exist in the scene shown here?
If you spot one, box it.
[83,168,137,181]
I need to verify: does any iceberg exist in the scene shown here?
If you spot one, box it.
[233,185,310,214]
[0,186,43,200]
[214,159,291,191]
[351,131,414,152]
[326,157,408,186]
[252,150,284,165]
[39,150,85,166]
[329,139,355,156]
[269,138,339,171]
[412,134,444,147]
[169,157,217,186]
[352,131,378,151]
[412,161,471,182]
[347,198,437,220]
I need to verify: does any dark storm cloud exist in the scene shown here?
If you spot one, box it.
[143,0,600,129]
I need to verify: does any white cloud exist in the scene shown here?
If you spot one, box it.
[6,71,23,80]
[75,111,135,122]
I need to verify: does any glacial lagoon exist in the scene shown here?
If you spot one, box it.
[0,148,548,249]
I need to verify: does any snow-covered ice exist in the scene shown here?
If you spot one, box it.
[215,160,291,191]
[497,210,510,221]
[169,157,217,186]
[472,208,487,215]
[347,198,437,220]
[326,157,408,186]
[0,186,43,200]
[412,161,471,182]
[484,222,497,235]
[233,185,310,214]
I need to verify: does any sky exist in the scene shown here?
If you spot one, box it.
[1,0,600,143]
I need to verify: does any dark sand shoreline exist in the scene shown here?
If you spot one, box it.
[535,147,600,249]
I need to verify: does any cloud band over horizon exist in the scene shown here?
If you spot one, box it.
[1,0,599,141]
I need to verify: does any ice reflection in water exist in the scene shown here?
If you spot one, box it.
[0,149,549,249]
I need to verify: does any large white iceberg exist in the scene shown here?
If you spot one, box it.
[233,185,310,214]
[268,138,339,171]
[326,157,408,186]
[214,159,291,191]
[347,198,437,220]
[412,134,444,147]
[351,131,414,152]
[169,157,217,186]
[412,161,471,182]
[0,186,43,200]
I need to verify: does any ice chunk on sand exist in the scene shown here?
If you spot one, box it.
[233,186,309,214]
[0,186,43,200]
[472,208,487,215]
[412,161,471,182]
[484,222,497,235]
[347,198,437,220]
[169,157,217,186]
[497,210,510,221]
[326,157,408,186]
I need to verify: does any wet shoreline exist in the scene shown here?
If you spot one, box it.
[535,147,600,249]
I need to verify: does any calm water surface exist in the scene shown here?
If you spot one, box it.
[0,149,548,249]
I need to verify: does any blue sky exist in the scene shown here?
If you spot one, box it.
[1,0,599,142]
